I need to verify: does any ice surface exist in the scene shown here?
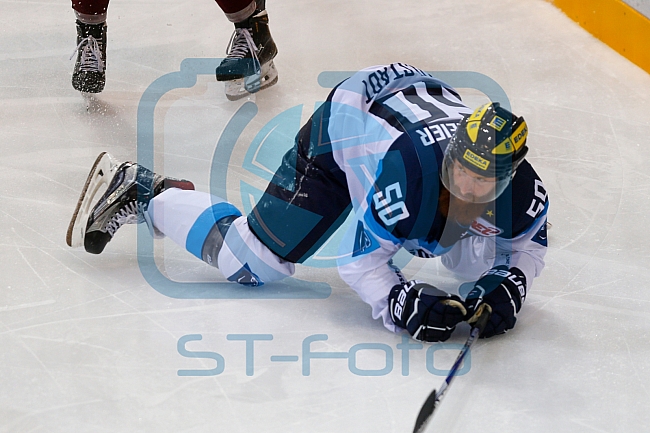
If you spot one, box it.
[1,1,649,432]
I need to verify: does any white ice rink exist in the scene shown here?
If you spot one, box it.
[2,0,650,432]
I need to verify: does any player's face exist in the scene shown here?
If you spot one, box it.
[450,160,497,202]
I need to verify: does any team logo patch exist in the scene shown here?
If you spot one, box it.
[352,221,379,257]
[488,115,507,131]
[463,149,490,171]
[227,263,262,286]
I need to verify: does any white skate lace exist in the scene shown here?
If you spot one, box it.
[69,36,105,72]
[106,201,146,236]
[225,28,261,73]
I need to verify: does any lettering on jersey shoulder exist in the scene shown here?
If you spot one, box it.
[417,121,459,147]
[362,63,432,103]
[526,179,547,218]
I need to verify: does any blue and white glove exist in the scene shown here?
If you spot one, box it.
[465,266,527,338]
[389,281,467,342]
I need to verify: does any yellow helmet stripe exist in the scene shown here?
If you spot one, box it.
[492,120,528,155]
[465,103,492,143]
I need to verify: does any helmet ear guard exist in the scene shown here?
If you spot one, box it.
[440,103,529,203]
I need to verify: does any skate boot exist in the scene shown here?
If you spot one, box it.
[66,152,195,254]
[70,20,107,93]
[215,9,278,101]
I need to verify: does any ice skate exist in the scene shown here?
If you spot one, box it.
[66,152,194,254]
[215,9,279,101]
[224,61,278,101]
[70,20,107,94]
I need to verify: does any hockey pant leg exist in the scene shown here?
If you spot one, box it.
[246,102,352,263]
[147,188,295,286]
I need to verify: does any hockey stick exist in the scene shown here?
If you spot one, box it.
[412,304,492,433]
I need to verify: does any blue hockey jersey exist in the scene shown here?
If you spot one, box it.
[326,64,548,332]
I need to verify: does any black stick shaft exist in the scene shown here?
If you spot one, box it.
[412,305,491,433]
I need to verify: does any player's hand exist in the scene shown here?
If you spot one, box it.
[464,266,527,338]
[389,281,467,342]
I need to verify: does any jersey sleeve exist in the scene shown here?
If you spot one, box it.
[337,209,404,333]
[334,136,421,333]
[497,159,548,290]
[441,160,549,292]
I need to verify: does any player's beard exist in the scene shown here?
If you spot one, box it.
[438,185,487,226]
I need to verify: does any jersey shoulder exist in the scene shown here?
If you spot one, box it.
[367,133,445,241]
[490,160,548,238]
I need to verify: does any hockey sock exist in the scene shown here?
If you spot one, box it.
[72,0,109,17]
[147,188,294,285]
[147,189,241,260]
[216,0,257,23]
[75,11,107,24]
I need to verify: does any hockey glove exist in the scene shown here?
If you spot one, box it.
[389,281,467,342]
[465,266,527,338]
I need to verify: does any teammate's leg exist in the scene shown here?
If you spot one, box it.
[214,0,278,100]
[70,0,109,93]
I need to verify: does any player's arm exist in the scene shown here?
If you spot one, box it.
[338,187,468,342]
[465,173,549,338]
[336,222,403,332]
[337,227,467,343]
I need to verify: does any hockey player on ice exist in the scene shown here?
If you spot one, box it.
[70,0,278,100]
[66,63,548,342]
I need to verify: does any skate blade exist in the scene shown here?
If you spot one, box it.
[225,61,278,101]
[66,152,119,248]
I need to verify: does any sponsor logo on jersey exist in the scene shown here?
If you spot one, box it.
[469,219,503,236]
[463,149,490,171]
